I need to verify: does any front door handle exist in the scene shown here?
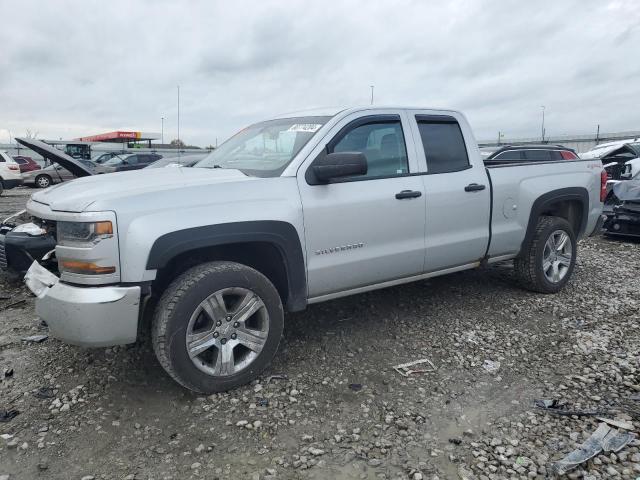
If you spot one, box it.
[464,183,486,192]
[395,190,422,199]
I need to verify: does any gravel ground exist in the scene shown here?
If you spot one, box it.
[1,188,640,480]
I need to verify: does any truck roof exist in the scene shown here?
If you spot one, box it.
[270,105,463,120]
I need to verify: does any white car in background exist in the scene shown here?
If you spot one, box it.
[0,151,23,195]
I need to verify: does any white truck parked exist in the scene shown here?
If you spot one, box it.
[17,106,605,393]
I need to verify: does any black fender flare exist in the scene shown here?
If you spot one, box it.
[520,187,589,252]
[146,221,307,311]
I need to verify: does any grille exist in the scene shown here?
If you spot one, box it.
[0,235,7,269]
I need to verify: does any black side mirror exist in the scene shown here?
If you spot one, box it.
[310,152,368,184]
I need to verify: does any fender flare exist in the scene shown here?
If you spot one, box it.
[520,187,589,252]
[146,221,307,311]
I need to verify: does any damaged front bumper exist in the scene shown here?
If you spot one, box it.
[25,261,141,347]
[602,206,640,237]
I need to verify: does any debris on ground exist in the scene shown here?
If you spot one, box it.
[266,374,287,383]
[551,422,636,475]
[0,409,19,422]
[32,386,55,399]
[596,417,635,431]
[3,368,13,378]
[1,298,26,310]
[393,358,436,376]
[21,334,48,343]
[348,383,363,391]
[482,359,501,373]
[534,398,612,417]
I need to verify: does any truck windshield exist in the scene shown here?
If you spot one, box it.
[195,116,331,177]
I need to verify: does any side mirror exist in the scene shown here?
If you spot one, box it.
[311,152,368,184]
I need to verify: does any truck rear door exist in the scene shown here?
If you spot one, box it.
[406,112,491,272]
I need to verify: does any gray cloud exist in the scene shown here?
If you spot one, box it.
[0,0,638,145]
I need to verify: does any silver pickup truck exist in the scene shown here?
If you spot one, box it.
[17,106,605,393]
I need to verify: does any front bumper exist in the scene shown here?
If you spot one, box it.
[25,261,141,347]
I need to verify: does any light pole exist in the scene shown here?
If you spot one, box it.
[541,105,546,142]
[177,85,180,156]
[370,85,374,105]
[161,117,164,145]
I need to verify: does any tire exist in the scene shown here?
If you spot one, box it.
[152,261,284,393]
[35,174,52,188]
[514,216,577,293]
[0,180,4,196]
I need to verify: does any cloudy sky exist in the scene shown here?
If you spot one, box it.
[0,0,639,146]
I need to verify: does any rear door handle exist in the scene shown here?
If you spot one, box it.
[395,190,422,199]
[464,183,486,192]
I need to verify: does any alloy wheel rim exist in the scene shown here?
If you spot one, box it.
[542,229,573,283]
[37,177,49,187]
[185,287,269,377]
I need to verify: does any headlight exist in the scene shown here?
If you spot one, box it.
[57,221,113,247]
[56,220,118,277]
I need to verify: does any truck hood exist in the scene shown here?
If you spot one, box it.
[30,167,254,212]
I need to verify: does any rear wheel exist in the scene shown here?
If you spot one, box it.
[514,216,576,293]
[0,180,4,196]
[151,261,284,393]
[35,174,52,188]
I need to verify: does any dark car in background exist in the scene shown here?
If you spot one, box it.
[95,153,162,173]
[92,152,124,164]
[12,155,41,173]
[484,145,579,165]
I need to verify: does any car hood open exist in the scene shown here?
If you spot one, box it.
[15,138,94,177]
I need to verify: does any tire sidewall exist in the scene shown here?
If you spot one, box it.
[534,218,577,293]
[158,263,284,393]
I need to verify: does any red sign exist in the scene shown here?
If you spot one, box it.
[77,131,142,142]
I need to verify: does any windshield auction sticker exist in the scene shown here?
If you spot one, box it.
[287,124,322,133]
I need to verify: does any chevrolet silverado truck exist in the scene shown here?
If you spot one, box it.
[12,107,605,393]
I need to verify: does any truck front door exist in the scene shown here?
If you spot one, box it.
[298,111,426,299]
[407,112,491,272]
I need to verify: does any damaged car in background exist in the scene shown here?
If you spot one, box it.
[581,138,640,180]
[0,139,93,274]
[602,180,640,238]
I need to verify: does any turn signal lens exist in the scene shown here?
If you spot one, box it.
[8,165,19,171]
[94,221,113,235]
[60,260,116,275]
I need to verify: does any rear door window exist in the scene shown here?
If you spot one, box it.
[522,150,553,161]
[416,117,470,174]
[493,150,524,161]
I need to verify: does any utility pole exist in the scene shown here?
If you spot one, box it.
[177,85,181,156]
[161,117,164,145]
[497,131,501,145]
[370,85,374,105]
[596,124,600,144]
[540,105,546,142]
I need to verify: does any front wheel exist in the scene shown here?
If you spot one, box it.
[151,261,284,393]
[514,216,577,293]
